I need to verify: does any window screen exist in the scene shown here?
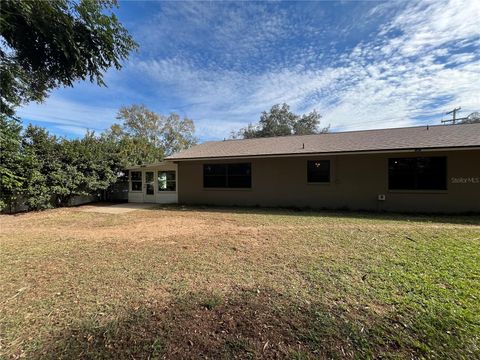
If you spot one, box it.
[145,171,154,195]
[203,163,251,188]
[158,171,176,191]
[131,171,142,191]
[388,157,447,190]
[307,160,330,183]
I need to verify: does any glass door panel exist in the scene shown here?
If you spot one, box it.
[145,171,154,195]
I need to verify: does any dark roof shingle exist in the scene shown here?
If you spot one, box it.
[167,123,480,160]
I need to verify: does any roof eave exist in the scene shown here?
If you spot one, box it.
[166,145,480,162]
[125,160,175,170]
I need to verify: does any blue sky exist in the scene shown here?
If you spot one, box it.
[18,0,480,141]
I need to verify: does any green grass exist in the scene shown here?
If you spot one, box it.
[0,206,479,359]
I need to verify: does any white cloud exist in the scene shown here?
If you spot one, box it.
[16,0,480,140]
[136,58,351,138]
[384,0,480,56]
[18,96,118,135]
[136,0,480,139]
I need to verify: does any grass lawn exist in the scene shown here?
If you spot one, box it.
[1,206,479,359]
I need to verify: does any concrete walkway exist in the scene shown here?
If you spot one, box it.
[79,203,156,214]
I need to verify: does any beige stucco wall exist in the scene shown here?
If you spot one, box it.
[176,149,480,213]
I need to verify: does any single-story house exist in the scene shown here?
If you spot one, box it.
[127,123,480,213]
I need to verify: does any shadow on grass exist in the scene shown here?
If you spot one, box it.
[30,287,451,360]
[146,204,480,226]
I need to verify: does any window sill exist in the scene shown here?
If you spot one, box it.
[388,189,448,194]
[158,191,177,193]
[307,182,331,185]
[203,188,252,191]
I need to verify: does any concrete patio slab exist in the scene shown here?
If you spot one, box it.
[79,203,156,214]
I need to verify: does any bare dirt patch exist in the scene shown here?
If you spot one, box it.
[79,202,157,214]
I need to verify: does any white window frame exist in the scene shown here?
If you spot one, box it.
[158,170,176,192]
[130,171,143,192]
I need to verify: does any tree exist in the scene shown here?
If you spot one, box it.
[294,110,328,135]
[116,105,162,147]
[0,116,25,210]
[0,0,137,117]
[257,103,298,137]
[461,112,480,124]
[19,125,123,210]
[162,113,197,156]
[106,105,165,166]
[110,105,197,165]
[1,119,128,212]
[233,103,329,139]
[21,125,64,209]
[60,132,121,203]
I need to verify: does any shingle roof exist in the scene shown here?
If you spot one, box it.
[166,123,480,160]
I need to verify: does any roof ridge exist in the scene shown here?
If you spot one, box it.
[218,123,458,143]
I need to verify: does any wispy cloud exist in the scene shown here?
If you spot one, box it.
[135,0,480,138]
[18,96,118,136]
[17,0,480,140]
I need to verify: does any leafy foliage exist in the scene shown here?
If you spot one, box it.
[108,104,197,166]
[162,113,197,156]
[21,125,60,210]
[461,112,480,124]
[0,0,137,116]
[0,123,122,211]
[233,103,329,139]
[0,115,25,210]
